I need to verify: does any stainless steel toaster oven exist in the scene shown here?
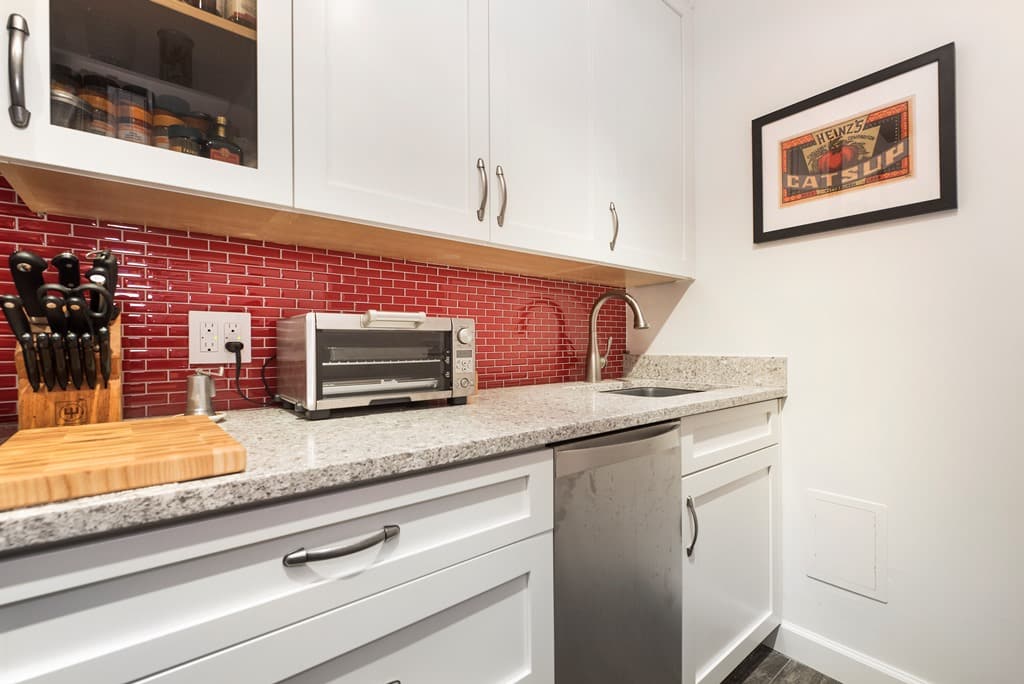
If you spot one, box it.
[276,311,476,419]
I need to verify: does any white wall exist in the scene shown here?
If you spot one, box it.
[629,2,1024,682]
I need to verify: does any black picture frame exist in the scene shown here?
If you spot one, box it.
[752,43,957,243]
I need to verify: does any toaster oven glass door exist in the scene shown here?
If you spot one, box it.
[316,330,451,400]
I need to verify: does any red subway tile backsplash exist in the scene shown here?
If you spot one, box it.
[0,173,626,419]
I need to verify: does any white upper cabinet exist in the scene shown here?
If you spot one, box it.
[0,0,292,207]
[595,0,694,277]
[293,1,490,242]
[487,0,604,261]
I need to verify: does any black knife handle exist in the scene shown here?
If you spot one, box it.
[81,333,97,389]
[9,251,48,319]
[51,332,68,390]
[66,331,83,389]
[19,332,40,391]
[96,326,111,388]
[42,294,68,335]
[1,294,30,338]
[90,250,118,299]
[51,252,80,289]
[37,332,55,390]
[66,296,92,336]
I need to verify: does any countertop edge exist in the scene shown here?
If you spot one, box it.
[0,384,785,554]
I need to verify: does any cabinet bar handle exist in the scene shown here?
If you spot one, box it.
[6,14,29,128]
[282,525,400,567]
[685,496,698,557]
[496,165,508,227]
[608,202,619,250]
[476,158,488,221]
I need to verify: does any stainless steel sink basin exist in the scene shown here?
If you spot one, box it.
[601,387,705,398]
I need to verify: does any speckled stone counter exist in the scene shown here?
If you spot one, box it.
[0,375,785,553]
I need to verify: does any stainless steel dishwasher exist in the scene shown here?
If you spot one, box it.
[553,420,682,683]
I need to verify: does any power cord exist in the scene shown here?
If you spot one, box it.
[225,341,278,406]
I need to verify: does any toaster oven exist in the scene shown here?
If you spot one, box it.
[276,311,476,419]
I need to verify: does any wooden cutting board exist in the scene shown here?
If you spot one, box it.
[0,415,246,511]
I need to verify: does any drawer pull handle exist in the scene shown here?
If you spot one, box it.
[282,525,400,567]
[685,496,698,558]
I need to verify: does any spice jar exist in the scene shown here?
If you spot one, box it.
[157,29,194,87]
[50,91,91,131]
[152,125,171,149]
[153,112,184,128]
[185,0,220,15]
[116,85,152,144]
[51,64,79,96]
[224,0,256,29]
[203,115,243,165]
[80,74,117,120]
[87,109,117,137]
[167,125,204,155]
[183,111,213,136]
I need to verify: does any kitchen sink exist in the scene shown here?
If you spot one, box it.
[601,386,705,398]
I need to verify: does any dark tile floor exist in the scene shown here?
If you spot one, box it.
[723,645,842,684]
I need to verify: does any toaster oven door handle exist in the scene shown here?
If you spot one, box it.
[360,310,428,328]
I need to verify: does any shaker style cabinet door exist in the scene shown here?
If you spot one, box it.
[593,0,694,278]
[681,445,781,684]
[487,0,605,262]
[292,0,490,242]
[0,0,292,206]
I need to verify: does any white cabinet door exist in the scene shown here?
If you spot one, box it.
[594,0,694,277]
[138,533,555,684]
[293,1,490,242]
[0,0,292,207]
[682,445,781,684]
[488,0,604,261]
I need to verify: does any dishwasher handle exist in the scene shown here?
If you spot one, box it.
[554,421,680,478]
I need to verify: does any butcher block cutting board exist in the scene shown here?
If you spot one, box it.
[0,415,246,511]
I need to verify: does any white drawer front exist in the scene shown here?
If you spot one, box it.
[0,450,552,684]
[680,400,779,475]
[139,533,555,684]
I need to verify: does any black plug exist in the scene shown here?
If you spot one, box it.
[225,340,262,405]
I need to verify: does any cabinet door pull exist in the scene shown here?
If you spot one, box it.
[608,202,619,250]
[6,14,29,128]
[282,525,400,567]
[496,165,508,227]
[476,158,488,221]
[685,496,698,557]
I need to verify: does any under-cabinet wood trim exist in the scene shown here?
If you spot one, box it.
[1,164,683,288]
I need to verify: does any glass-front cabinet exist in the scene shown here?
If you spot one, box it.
[0,0,291,206]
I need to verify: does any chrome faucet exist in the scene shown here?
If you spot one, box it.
[586,290,649,382]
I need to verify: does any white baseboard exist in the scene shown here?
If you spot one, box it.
[766,621,931,684]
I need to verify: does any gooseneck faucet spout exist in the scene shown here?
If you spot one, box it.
[586,291,649,383]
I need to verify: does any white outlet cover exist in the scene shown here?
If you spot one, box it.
[188,311,252,365]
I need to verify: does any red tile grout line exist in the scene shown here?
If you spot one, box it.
[0,173,626,419]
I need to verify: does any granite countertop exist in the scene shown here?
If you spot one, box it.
[0,369,785,554]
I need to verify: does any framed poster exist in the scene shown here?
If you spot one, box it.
[752,43,957,243]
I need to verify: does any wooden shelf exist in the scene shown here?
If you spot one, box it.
[149,0,257,41]
[0,164,682,289]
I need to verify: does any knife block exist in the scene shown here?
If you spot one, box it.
[13,318,123,429]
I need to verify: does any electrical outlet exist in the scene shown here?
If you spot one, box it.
[188,311,252,365]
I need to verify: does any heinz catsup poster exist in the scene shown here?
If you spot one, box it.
[779,100,913,206]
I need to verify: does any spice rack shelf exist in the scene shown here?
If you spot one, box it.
[149,0,257,41]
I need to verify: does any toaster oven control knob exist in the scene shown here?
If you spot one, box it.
[457,327,474,345]
[460,378,471,388]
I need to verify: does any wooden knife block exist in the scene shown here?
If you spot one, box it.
[13,318,123,429]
